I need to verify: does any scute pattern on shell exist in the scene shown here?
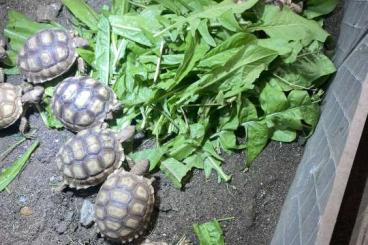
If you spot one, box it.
[0,83,23,128]
[95,169,155,243]
[17,29,76,83]
[52,76,115,132]
[55,127,124,189]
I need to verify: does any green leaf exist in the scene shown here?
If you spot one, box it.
[38,103,64,129]
[197,19,216,47]
[198,33,256,68]
[218,9,242,32]
[271,129,297,142]
[77,48,95,67]
[304,0,338,19]
[203,142,231,182]
[183,153,205,169]
[175,33,210,82]
[62,0,99,31]
[129,147,165,171]
[193,219,225,245]
[244,121,270,165]
[94,16,111,84]
[219,131,237,150]
[250,5,329,45]
[243,89,320,165]
[168,136,198,161]
[38,86,64,129]
[0,140,40,192]
[109,14,162,46]
[172,44,278,107]
[260,81,288,114]
[112,0,130,15]
[275,51,336,90]
[257,38,303,63]
[160,158,191,189]
[154,0,259,37]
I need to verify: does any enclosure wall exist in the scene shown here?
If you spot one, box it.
[271,0,368,244]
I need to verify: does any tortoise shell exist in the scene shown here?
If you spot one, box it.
[17,29,77,84]
[95,169,155,243]
[52,76,117,132]
[0,83,23,129]
[55,127,124,189]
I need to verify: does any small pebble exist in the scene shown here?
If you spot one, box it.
[20,206,33,216]
[65,211,74,222]
[56,221,69,234]
[19,196,28,205]
[49,175,62,183]
[80,199,95,227]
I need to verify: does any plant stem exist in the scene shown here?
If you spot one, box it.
[217,217,235,222]
[154,40,165,83]
[273,73,313,90]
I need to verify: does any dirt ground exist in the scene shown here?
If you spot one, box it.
[0,1,344,245]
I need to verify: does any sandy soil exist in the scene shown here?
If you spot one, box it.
[0,1,343,244]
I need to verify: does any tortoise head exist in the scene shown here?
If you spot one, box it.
[116,125,135,143]
[130,159,150,176]
[21,86,44,104]
[68,30,89,48]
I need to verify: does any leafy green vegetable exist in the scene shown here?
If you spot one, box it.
[36,86,64,129]
[250,5,329,45]
[3,0,337,188]
[304,0,339,19]
[94,15,111,84]
[0,140,40,192]
[62,0,99,31]
[193,219,225,245]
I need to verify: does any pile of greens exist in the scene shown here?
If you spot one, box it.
[4,0,337,188]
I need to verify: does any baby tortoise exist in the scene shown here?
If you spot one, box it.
[95,160,155,243]
[55,125,135,189]
[0,35,44,132]
[52,76,121,132]
[17,28,88,84]
[0,82,44,133]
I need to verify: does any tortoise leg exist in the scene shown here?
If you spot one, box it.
[19,115,29,135]
[0,68,3,83]
[116,125,135,143]
[77,57,86,75]
[21,86,44,104]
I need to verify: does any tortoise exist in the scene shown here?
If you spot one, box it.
[0,82,44,133]
[55,125,135,189]
[52,76,121,132]
[95,159,155,243]
[0,36,44,133]
[17,28,88,84]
